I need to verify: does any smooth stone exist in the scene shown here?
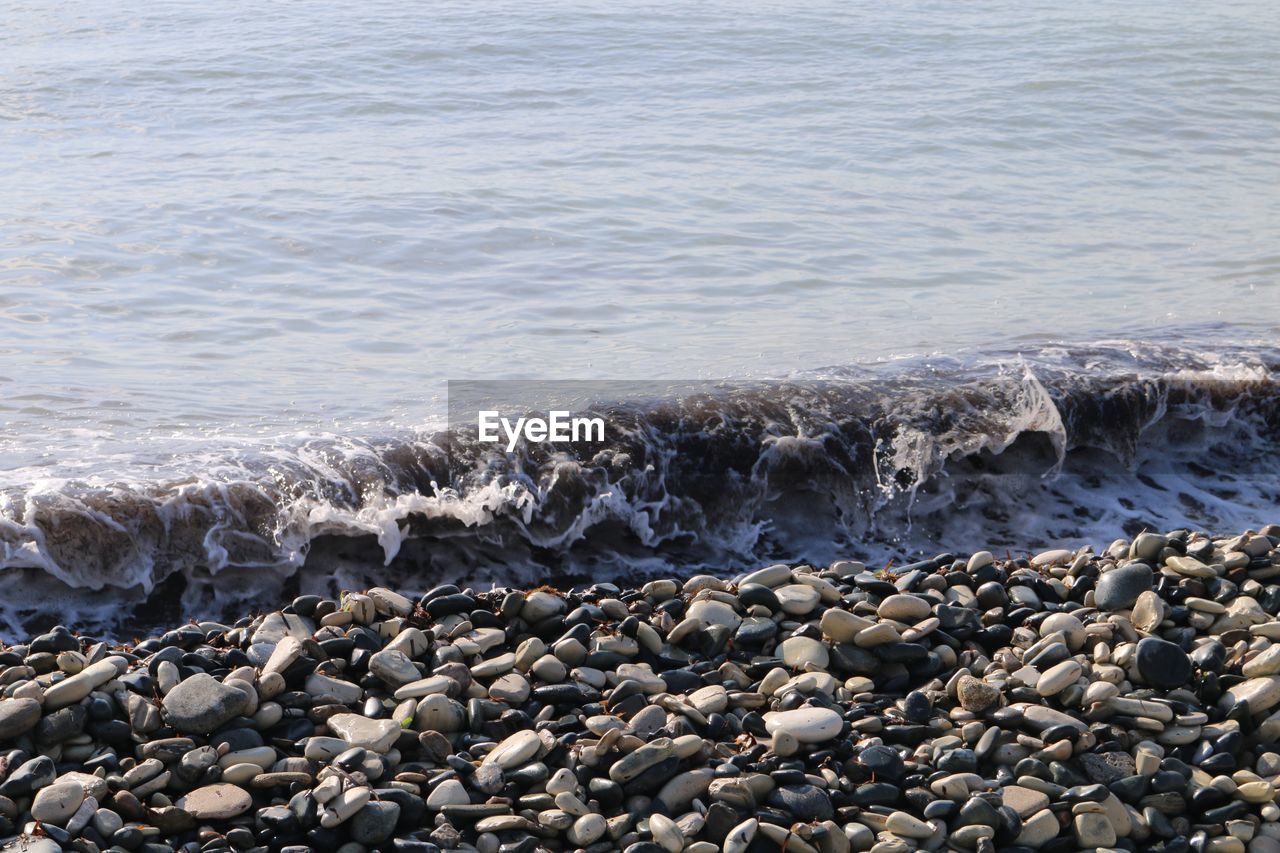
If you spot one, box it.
[763,707,844,743]
[685,600,741,631]
[1131,591,1165,633]
[1244,646,1280,678]
[649,813,684,853]
[1135,637,1193,688]
[175,784,253,819]
[1001,786,1050,818]
[305,672,363,705]
[1167,555,1216,577]
[1019,704,1087,732]
[0,698,42,740]
[1095,563,1153,611]
[724,819,758,853]
[521,590,565,622]
[878,595,932,623]
[1039,613,1086,651]
[765,785,833,822]
[328,714,401,753]
[485,730,542,768]
[394,675,454,700]
[780,636,829,670]
[656,768,714,812]
[490,673,531,704]
[320,786,371,828]
[1074,811,1117,847]
[1220,677,1280,714]
[42,658,125,710]
[1036,660,1082,696]
[568,813,607,846]
[162,674,250,734]
[427,779,471,808]
[885,811,933,839]
[820,609,868,643]
[368,649,420,686]
[1016,808,1060,847]
[775,584,820,615]
[414,694,466,732]
[30,781,86,825]
[350,800,400,845]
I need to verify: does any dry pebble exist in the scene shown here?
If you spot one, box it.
[0,525,1279,852]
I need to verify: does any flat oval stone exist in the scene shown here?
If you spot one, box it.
[1037,660,1082,697]
[877,594,932,623]
[484,729,542,768]
[1220,676,1280,714]
[764,707,843,743]
[176,784,253,820]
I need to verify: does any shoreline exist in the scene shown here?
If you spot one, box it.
[0,525,1277,852]
[3,350,1277,641]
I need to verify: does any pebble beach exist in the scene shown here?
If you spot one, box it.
[3,526,1280,853]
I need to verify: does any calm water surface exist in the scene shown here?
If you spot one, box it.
[2,0,1278,478]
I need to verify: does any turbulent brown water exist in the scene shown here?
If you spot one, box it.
[1,341,1277,638]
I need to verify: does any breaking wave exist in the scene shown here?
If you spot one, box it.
[1,339,1278,638]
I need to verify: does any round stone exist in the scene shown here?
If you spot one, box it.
[878,594,932,623]
[686,599,742,631]
[568,813,607,846]
[857,744,904,781]
[1039,613,1086,651]
[779,636,829,670]
[427,779,471,808]
[1095,563,1153,611]
[1135,637,1192,689]
[0,698,42,740]
[820,609,865,643]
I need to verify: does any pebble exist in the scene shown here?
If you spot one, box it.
[1131,589,1165,632]
[162,673,250,734]
[1094,562,1153,610]
[0,697,42,740]
[485,729,543,768]
[1036,659,1082,696]
[780,635,829,669]
[327,713,402,752]
[30,780,86,825]
[175,784,253,819]
[1135,636,1193,688]
[877,594,932,623]
[764,707,844,743]
[0,524,1273,853]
